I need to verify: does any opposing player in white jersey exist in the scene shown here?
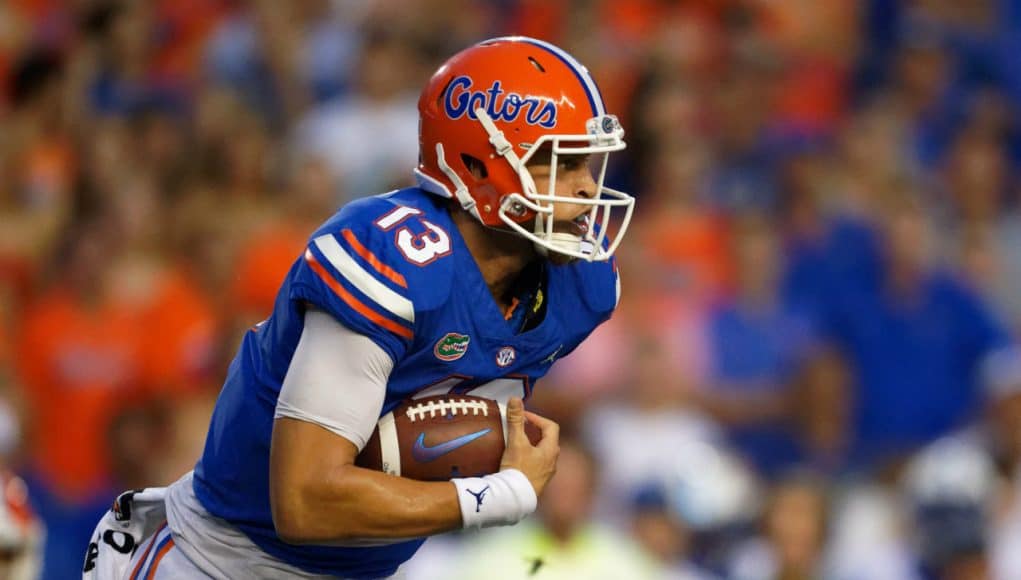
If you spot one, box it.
[83,36,634,578]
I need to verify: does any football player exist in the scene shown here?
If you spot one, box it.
[84,36,634,578]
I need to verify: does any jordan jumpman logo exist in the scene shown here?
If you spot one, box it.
[467,485,490,512]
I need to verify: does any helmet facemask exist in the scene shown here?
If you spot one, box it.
[475,109,635,262]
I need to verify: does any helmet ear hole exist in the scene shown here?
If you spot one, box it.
[460,154,488,179]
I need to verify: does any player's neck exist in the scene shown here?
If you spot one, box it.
[450,207,537,309]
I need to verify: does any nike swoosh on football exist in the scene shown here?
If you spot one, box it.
[411,428,492,463]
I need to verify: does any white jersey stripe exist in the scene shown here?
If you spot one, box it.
[312,234,415,323]
[375,205,422,230]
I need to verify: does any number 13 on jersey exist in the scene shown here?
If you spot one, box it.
[375,206,452,266]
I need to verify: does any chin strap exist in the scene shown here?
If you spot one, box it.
[475,108,542,202]
[475,108,521,167]
[544,232,586,256]
[434,143,481,221]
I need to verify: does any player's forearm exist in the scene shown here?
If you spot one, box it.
[273,464,461,544]
[269,416,463,543]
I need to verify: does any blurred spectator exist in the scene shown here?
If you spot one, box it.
[130,105,192,192]
[86,2,189,117]
[634,139,732,301]
[0,472,42,580]
[291,28,423,199]
[581,335,719,525]
[728,473,829,580]
[939,124,1009,251]
[227,155,337,324]
[629,483,718,580]
[704,42,783,213]
[660,442,761,576]
[824,481,920,580]
[699,213,818,477]
[779,132,883,324]
[887,23,964,169]
[205,0,359,124]
[822,194,1013,472]
[900,346,1021,579]
[14,217,143,578]
[0,48,75,287]
[752,0,857,133]
[104,169,220,393]
[828,98,914,218]
[903,436,994,580]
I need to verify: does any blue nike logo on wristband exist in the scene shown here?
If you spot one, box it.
[411,429,492,463]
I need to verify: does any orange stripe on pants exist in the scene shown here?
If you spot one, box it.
[130,522,166,580]
[146,537,176,580]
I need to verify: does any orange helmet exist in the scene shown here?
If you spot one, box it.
[415,36,634,262]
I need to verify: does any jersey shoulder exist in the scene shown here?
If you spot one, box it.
[319,188,458,308]
[288,189,457,360]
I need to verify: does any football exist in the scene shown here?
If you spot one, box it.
[356,395,539,481]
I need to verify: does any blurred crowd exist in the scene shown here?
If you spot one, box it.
[2,0,1021,578]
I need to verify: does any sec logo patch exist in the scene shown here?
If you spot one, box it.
[495,346,516,368]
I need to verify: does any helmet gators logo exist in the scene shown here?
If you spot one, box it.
[444,76,557,129]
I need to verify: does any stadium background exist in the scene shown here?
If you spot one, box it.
[2,0,1021,578]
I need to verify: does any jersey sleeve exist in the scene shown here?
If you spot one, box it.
[275,308,392,451]
[288,199,419,362]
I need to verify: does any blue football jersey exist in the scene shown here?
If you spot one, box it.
[192,187,619,577]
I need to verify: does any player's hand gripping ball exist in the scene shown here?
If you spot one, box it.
[356,395,541,480]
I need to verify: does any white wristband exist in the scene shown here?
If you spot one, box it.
[451,469,538,529]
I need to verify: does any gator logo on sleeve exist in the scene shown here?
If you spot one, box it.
[434,333,471,361]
